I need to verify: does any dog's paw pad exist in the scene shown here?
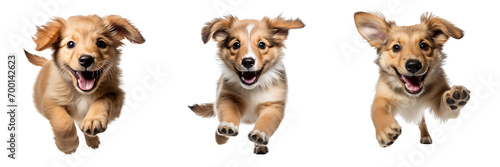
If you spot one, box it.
[376,123,402,148]
[254,145,269,155]
[248,129,269,145]
[81,117,107,136]
[217,122,239,137]
[444,86,470,110]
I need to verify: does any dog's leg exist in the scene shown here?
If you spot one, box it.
[81,97,111,136]
[433,85,470,120]
[419,116,432,144]
[215,95,242,144]
[248,101,285,153]
[84,135,101,149]
[372,97,402,147]
[43,99,79,154]
[254,144,269,155]
[105,91,124,122]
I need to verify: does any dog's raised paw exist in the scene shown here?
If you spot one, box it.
[217,121,239,137]
[376,121,402,148]
[248,129,269,145]
[81,116,107,136]
[444,85,470,110]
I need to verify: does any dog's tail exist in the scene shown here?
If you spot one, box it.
[189,103,215,118]
[24,50,48,66]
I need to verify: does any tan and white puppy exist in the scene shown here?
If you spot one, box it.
[25,15,145,154]
[354,12,470,147]
[190,16,304,154]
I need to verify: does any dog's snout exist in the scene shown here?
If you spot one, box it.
[79,55,94,68]
[405,59,422,74]
[242,58,255,69]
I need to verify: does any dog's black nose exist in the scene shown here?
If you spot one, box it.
[405,59,422,74]
[242,58,255,69]
[78,55,94,68]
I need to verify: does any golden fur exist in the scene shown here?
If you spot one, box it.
[354,12,470,147]
[190,16,304,154]
[25,15,145,154]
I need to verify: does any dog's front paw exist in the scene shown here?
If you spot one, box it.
[217,121,239,137]
[248,129,269,145]
[444,85,470,110]
[81,116,107,136]
[376,120,402,148]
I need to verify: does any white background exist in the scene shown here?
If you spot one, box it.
[1,0,500,166]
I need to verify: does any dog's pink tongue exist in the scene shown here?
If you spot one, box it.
[242,72,257,84]
[402,75,421,93]
[243,77,256,84]
[77,72,95,91]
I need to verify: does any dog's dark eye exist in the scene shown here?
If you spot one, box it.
[232,41,240,50]
[258,42,266,49]
[420,42,429,51]
[392,44,401,52]
[96,40,107,48]
[67,41,75,48]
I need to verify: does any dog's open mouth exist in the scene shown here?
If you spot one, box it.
[68,67,103,91]
[394,67,428,94]
[235,66,264,86]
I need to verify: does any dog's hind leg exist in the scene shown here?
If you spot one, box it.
[215,131,229,145]
[254,144,269,155]
[85,134,101,149]
[419,116,432,144]
[43,99,79,154]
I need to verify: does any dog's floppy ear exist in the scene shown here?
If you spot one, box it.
[33,17,65,51]
[267,16,305,43]
[354,12,393,48]
[421,13,463,47]
[201,16,237,44]
[103,15,145,44]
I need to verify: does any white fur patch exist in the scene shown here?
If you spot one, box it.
[243,24,258,71]
[241,87,280,123]
[393,101,426,124]
[74,95,94,126]
[258,60,286,89]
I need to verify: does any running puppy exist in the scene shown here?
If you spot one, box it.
[190,16,304,154]
[25,15,145,154]
[354,12,470,147]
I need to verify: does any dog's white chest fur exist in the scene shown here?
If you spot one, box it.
[73,95,94,125]
[393,100,427,124]
[240,89,275,123]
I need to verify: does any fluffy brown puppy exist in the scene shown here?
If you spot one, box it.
[190,16,304,154]
[354,12,470,147]
[25,15,145,154]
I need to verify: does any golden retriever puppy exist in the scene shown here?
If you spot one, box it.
[25,15,145,154]
[189,16,304,154]
[354,12,470,147]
